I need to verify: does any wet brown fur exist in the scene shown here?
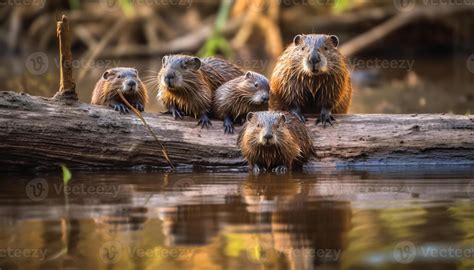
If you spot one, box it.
[91,68,148,108]
[238,111,315,170]
[158,55,243,118]
[214,71,269,120]
[270,34,352,114]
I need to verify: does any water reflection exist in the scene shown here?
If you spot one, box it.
[0,167,473,269]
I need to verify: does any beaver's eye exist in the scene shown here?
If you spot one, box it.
[301,46,305,51]
[117,75,122,79]
[254,83,259,88]
[323,46,328,51]
[257,124,262,128]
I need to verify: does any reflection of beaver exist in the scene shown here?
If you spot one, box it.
[91,67,148,113]
[270,34,352,126]
[237,111,315,174]
[157,55,243,128]
[214,71,270,134]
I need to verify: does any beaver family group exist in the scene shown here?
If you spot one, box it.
[91,34,353,173]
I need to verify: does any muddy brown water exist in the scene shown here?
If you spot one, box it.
[0,167,473,270]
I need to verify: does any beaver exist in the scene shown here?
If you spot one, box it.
[157,55,244,128]
[91,67,148,113]
[214,71,270,134]
[269,34,352,127]
[237,111,315,174]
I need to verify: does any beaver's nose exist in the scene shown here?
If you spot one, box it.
[264,134,273,140]
[310,54,321,65]
[262,95,269,102]
[127,80,137,87]
[165,73,176,80]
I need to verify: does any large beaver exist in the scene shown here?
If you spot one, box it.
[214,71,270,134]
[270,34,352,127]
[91,67,148,113]
[157,55,244,128]
[237,111,315,174]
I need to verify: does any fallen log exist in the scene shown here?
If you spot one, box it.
[1,91,473,172]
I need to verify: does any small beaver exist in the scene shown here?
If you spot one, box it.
[270,34,352,127]
[91,67,148,113]
[237,111,315,174]
[214,71,270,134]
[157,55,244,128]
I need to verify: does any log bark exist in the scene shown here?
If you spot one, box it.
[0,91,473,171]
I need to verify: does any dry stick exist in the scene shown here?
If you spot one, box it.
[54,15,77,100]
[340,5,474,57]
[117,92,175,170]
[77,18,126,82]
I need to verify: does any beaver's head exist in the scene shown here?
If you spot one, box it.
[159,55,202,92]
[291,34,341,76]
[102,67,141,94]
[239,71,270,106]
[245,112,291,147]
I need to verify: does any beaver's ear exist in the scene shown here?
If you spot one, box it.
[245,71,254,80]
[102,71,110,80]
[293,34,303,46]
[162,56,168,66]
[329,35,339,48]
[246,112,255,123]
[186,57,201,70]
[278,114,288,125]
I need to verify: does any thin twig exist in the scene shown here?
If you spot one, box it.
[117,92,175,170]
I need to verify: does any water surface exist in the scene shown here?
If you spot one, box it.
[1,167,473,270]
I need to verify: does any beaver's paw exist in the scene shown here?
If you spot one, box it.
[272,165,288,174]
[134,103,145,112]
[291,108,306,123]
[252,164,266,174]
[198,114,212,129]
[113,104,130,114]
[167,106,184,120]
[316,107,335,128]
[223,116,234,134]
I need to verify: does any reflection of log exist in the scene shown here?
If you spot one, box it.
[1,91,474,171]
